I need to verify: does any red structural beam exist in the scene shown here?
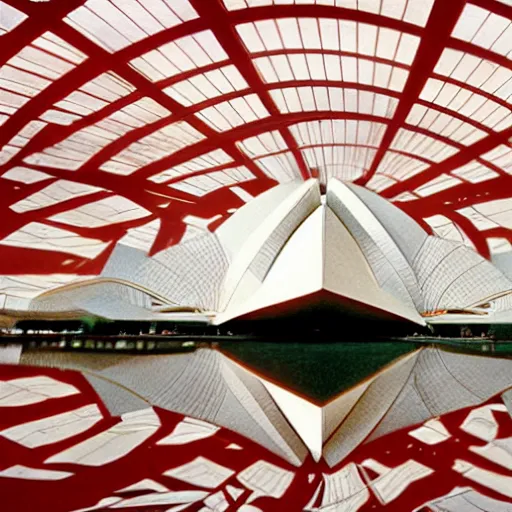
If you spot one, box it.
[3,0,505,196]
[249,144,434,165]
[404,204,491,258]
[1,0,510,257]
[448,39,512,71]
[382,126,512,199]
[397,175,512,218]
[0,0,85,66]
[254,48,411,70]
[227,4,423,36]
[131,111,468,180]
[25,164,196,214]
[469,0,512,23]
[189,0,311,180]
[0,15,206,151]
[441,208,491,259]
[11,68,506,183]
[6,72,500,185]
[3,45,415,163]
[482,227,512,244]
[111,144,435,190]
[431,74,512,112]
[42,214,159,243]
[51,23,270,184]
[0,190,111,240]
[357,0,467,186]
[2,0,505,175]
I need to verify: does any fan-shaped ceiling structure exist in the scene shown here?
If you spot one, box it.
[0,0,511,291]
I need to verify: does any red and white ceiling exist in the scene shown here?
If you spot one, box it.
[0,0,511,280]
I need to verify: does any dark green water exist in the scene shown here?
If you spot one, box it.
[220,341,417,402]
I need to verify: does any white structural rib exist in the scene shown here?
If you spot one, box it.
[261,378,323,462]
[216,180,306,260]
[322,206,424,325]
[327,179,424,311]
[218,201,425,325]
[323,350,420,467]
[218,179,321,312]
[215,204,324,324]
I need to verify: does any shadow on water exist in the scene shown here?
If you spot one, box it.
[220,336,512,403]
[220,340,418,402]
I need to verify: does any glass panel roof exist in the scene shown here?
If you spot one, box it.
[0,0,510,274]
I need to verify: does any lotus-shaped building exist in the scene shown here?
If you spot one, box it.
[1,0,512,509]
[18,178,512,327]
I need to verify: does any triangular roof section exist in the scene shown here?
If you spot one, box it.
[217,187,425,325]
[218,179,321,312]
[322,204,424,325]
[261,378,323,462]
[326,179,424,311]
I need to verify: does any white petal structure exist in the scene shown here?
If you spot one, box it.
[261,379,323,462]
[22,346,512,470]
[19,178,512,327]
[0,0,508,334]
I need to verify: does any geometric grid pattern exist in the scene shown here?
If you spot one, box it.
[413,236,512,310]
[100,232,229,311]
[2,351,511,511]
[0,0,511,281]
